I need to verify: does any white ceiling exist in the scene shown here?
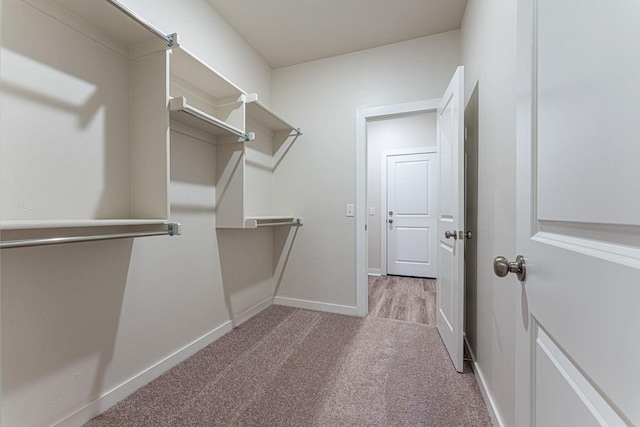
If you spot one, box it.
[206,0,468,69]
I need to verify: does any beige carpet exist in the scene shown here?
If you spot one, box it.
[86,306,491,426]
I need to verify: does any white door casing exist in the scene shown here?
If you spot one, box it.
[386,152,438,278]
[356,100,441,317]
[515,0,640,425]
[436,66,465,373]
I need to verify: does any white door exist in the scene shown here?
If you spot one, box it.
[436,66,465,372]
[386,152,438,278]
[515,1,640,425]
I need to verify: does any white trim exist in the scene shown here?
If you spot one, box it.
[52,321,234,426]
[356,99,440,317]
[380,147,439,156]
[464,336,505,427]
[368,268,382,276]
[273,296,359,317]
[231,297,273,327]
[380,147,438,276]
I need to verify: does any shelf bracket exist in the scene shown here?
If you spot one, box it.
[168,223,182,236]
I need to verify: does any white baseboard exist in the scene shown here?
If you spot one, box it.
[53,321,234,427]
[464,336,505,427]
[368,268,382,276]
[274,296,359,316]
[231,297,273,327]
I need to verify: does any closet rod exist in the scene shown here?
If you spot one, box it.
[0,223,181,249]
[256,221,303,227]
[106,0,175,47]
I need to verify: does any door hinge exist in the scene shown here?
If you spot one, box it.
[365,224,368,231]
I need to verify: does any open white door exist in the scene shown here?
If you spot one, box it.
[514,1,640,425]
[436,66,465,372]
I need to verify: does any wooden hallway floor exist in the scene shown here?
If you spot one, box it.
[368,275,437,325]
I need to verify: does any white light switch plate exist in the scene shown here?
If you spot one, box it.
[346,204,355,217]
[369,207,375,216]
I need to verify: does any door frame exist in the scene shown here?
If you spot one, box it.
[355,98,441,316]
[380,147,438,277]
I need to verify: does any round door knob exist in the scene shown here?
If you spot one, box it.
[445,230,457,239]
[388,219,394,224]
[493,255,526,281]
[493,256,510,277]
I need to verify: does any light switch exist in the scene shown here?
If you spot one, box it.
[369,207,376,216]
[346,204,355,217]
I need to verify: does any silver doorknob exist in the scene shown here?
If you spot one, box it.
[493,255,526,281]
[388,219,393,224]
[444,230,457,239]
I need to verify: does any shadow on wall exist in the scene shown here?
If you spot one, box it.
[273,225,300,296]
[216,225,300,323]
[216,228,275,322]
[2,0,133,221]
[0,238,133,422]
[273,132,301,171]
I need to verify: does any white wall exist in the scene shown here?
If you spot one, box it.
[366,113,437,273]
[0,1,274,426]
[460,0,517,425]
[271,32,460,310]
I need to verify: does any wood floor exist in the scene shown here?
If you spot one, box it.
[368,275,437,325]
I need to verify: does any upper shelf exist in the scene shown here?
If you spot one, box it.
[245,94,302,135]
[170,46,245,100]
[46,0,174,56]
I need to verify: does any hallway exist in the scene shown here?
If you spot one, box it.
[368,275,437,325]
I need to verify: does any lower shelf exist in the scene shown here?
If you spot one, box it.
[244,216,303,229]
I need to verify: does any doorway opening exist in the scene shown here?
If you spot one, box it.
[364,111,439,324]
[356,67,466,371]
[355,99,440,317]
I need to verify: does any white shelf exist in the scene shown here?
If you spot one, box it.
[244,216,303,229]
[245,94,302,135]
[214,93,302,228]
[41,0,174,56]
[170,46,245,99]
[169,97,253,141]
[0,219,169,231]
[169,46,248,142]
